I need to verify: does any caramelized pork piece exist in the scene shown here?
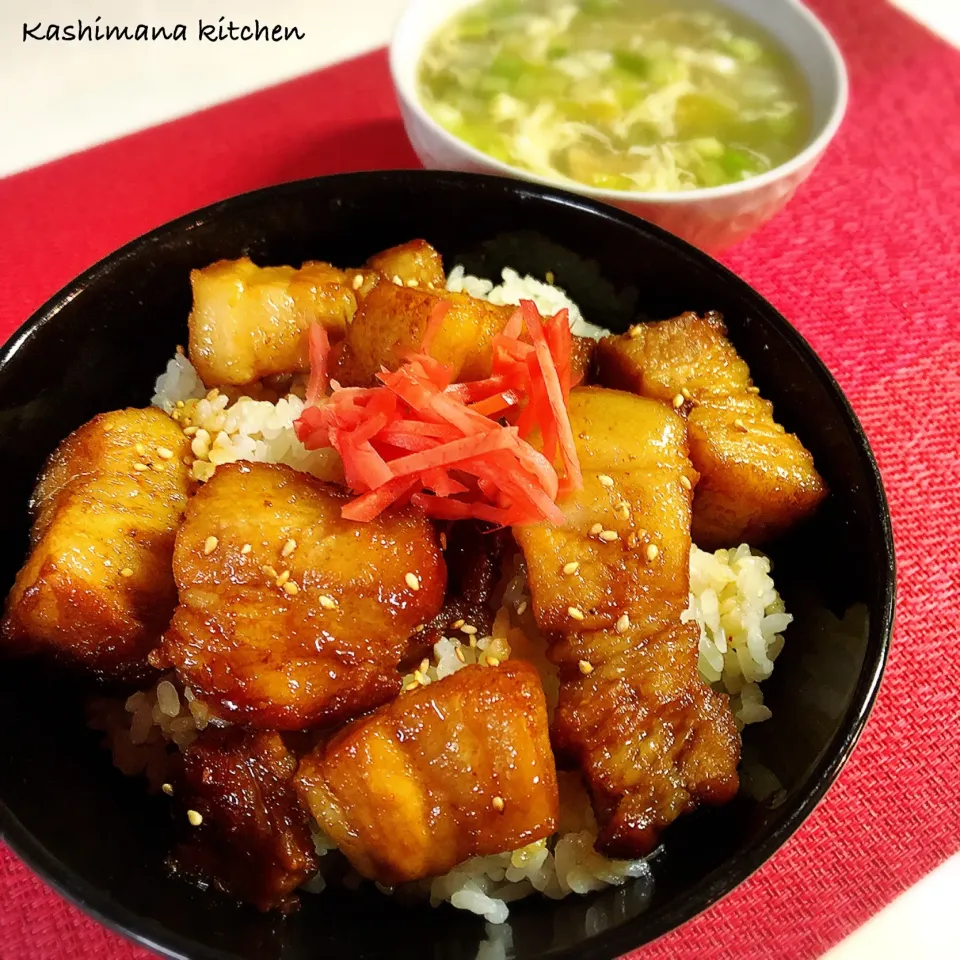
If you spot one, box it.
[189,257,364,387]
[171,728,318,911]
[364,239,446,290]
[2,408,191,681]
[151,462,445,729]
[412,523,510,658]
[550,619,740,858]
[595,312,826,548]
[296,662,558,885]
[333,278,515,386]
[570,335,596,386]
[514,387,739,858]
[515,388,697,633]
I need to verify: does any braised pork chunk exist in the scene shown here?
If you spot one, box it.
[514,387,739,858]
[595,312,826,547]
[188,257,363,387]
[296,661,558,885]
[2,408,191,681]
[151,462,445,729]
[515,387,697,632]
[364,239,446,290]
[171,729,317,912]
[550,618,740,858]
[332,278,515,386]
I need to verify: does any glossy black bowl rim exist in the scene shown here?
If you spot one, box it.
[0,170,896,960]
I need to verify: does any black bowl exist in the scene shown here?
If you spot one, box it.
[0,171,893,959]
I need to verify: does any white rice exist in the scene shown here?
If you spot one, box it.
[140,265,791,923]
[684,543,791,727]
[152,353,341,485]
[446,265,610,340]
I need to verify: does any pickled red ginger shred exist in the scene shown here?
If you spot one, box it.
[294,300,582,524]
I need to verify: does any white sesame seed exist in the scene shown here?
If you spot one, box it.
[486,656,501,667]
[516,600,527,616]
[599,529,619,542]
[352,273,364,290]
[406,278,419,287]
[405,572,420,591]
[616,503,631,521]
[151,462,165,473]
[282,539,297,558]
[133,463,149,472]
[392,274,403,285]
[451,619,465,629]
[156,447,174,461]
[187,810,203,827]
[598,474,614,488]
[734,418,748,432]
[562,561,580,575]
[319,595,338,610]
[240,544,252,555]
[681,387,692,400]
[589,522,603,536]
[403,680,418,692]
[628,325,643,339]
[276,569,291,587]
[492,796,505,812]
[135,443,147,456]
[680,475,692,490]
[120,567,134,578]
[672,393,684,409]
[283,581,299,596]
[578,659,594,675]
[461,624,478,636]
[616,612,631,634]
[568,606,585,621]
[455,646,466,664]
[161,783,174,796]
[203,536,218,556]
[420,658,430,674]
[646,544,659,561]
[262,564,278,578]
[747,385,760,394]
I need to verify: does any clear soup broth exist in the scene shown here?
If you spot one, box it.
[418,0,812,193]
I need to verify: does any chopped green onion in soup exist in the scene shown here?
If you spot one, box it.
[418,0,812,192]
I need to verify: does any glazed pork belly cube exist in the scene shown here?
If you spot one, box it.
[363,238,446,290]
[170,728,318,912]
[295,661,558,885]
[549,617,741,858]
[332,277,515,386]
[188,257,363,387]
[514,388,697,633]
[2,407,192,681]
[595,311,827,548]
[150,461,446,730]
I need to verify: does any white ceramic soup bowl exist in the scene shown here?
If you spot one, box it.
[390,0,848,252]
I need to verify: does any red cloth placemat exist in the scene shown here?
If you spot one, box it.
[1,0,959,957]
